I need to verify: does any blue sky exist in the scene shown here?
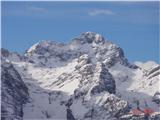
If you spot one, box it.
[1,1,159,63]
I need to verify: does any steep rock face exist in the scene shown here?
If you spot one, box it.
[66,55,128,120]
[75,54,116,97]
[1,61,29,120]
[74,54,95,98]
[66,108,76,120]
[91,62,116,94]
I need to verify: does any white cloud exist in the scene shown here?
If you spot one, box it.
[88,9,115,16]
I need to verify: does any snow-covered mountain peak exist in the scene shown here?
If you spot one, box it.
[1,32,138,70]
[2,32,159,120]
[23,32,135,69]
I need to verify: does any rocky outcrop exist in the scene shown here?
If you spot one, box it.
[146,65,160,79]
[152,91,160,104]
[71,31,105,44]
[66,108,75,120]
[74,54,94,98]
[91,62,116,95]
[68,55,128,120]
[0,48,25,62]
[75,54,116,96]
[1,61,29,120]
[1,48,10,57]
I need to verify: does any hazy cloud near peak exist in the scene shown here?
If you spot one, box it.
[88,9,115,16]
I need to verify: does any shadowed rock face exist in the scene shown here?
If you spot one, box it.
[75,55,116,96]
[1,62,29,120]
[1,48,10,57]
[66,108,75,120]
[152,92,160,104]
[0,48,26,62]
[91,62,116,94]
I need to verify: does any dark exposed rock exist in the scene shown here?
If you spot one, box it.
[105,95,129,117]
[1,48,10,57]
[152,91,160,104]
[0,48,26,62]
[91,62,116,95]
[66,108,75,120]
[1,61,29,120]
[146,66,160,77]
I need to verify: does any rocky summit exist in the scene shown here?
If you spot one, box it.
[1,32,160,120]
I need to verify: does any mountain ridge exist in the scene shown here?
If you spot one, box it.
[1,32,160,120]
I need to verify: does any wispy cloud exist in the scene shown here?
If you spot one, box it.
[28,6,48,14]
[88,9,115,16]
[2,5,49,17]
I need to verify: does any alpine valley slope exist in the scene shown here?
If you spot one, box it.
[1,32,160,120]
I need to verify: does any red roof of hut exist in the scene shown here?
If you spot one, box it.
[130,109,144,116]
[143,108,154,115]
